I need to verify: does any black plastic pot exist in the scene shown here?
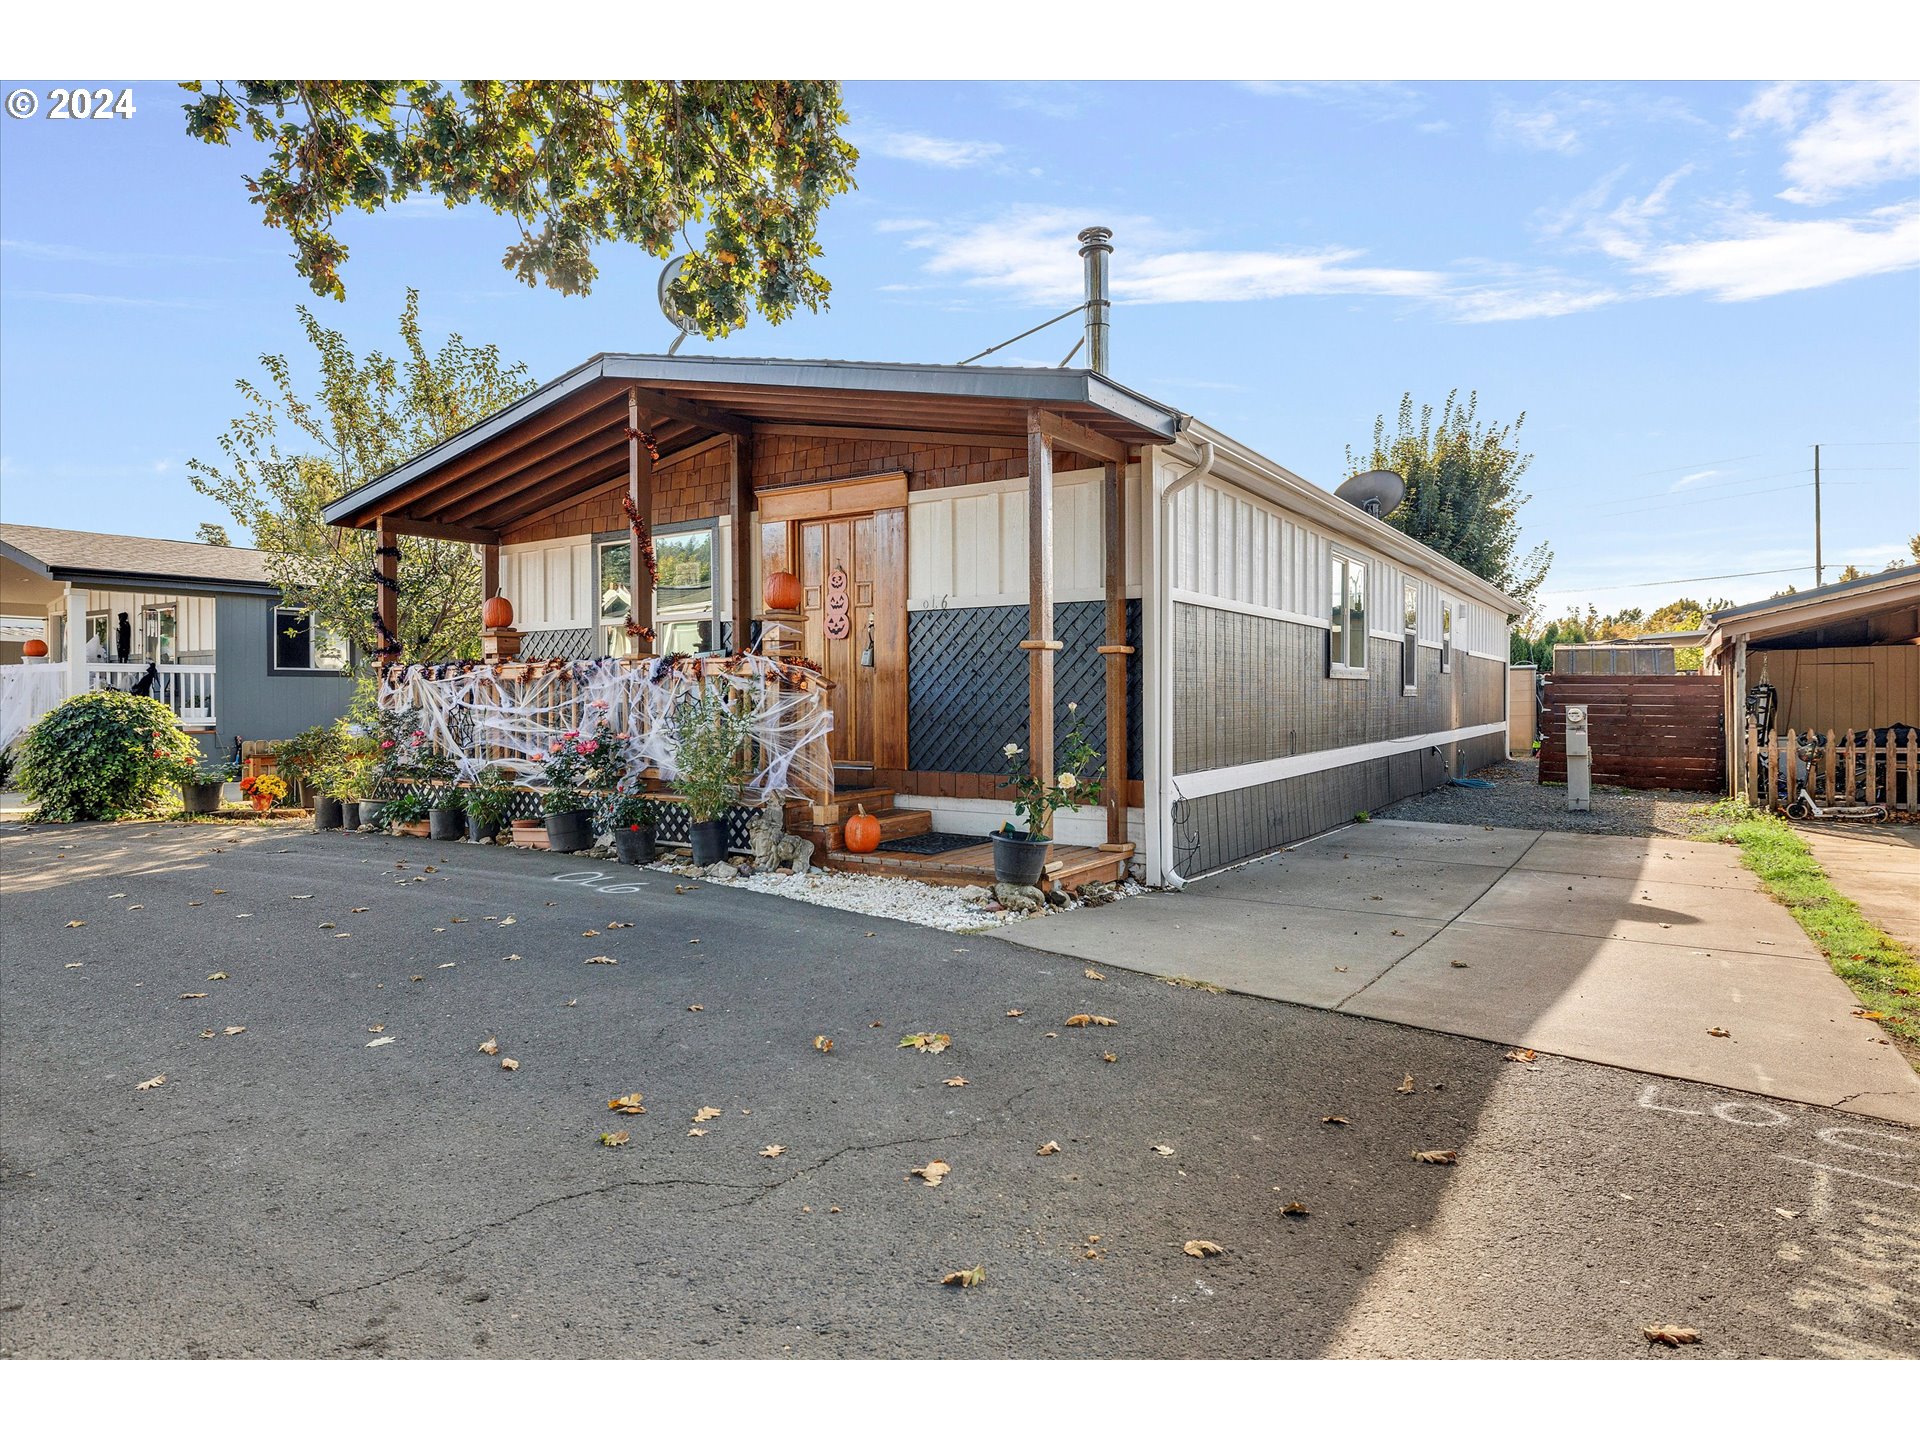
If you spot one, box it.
[613,825,658,865]
[429,806,465,841]
[688,818,729,866]
[181,780,224,815]
[465,812,500,844]
[313,796,343,830]
[544,807,594,854]
[355,800,383,830]
[991,830,1052,888]
[340,801,360,830]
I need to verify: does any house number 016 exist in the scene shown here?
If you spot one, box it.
[550,870,650,895]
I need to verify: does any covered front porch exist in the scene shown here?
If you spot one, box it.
[324,353,1180,883]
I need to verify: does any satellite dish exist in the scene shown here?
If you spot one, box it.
[1336,469,1406,518]
[658,256,697,355]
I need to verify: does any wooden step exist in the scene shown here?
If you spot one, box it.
[797,805,933,854]
[800,787,898,826]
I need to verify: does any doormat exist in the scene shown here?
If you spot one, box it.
[877,831,983,857]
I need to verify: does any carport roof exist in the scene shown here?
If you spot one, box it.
[319,353,1186,536]
[1703,566,1920,659]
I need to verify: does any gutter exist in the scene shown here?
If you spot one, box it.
[1150,423,1215,890]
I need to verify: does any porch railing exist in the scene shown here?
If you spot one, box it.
[86,662,217,727]
[1741,719,1920,815]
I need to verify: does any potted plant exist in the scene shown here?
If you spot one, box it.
[608,787,659,865]
[464,765,514,842]
[383,790,431,837]
[672,681,752,866]
[428,789,466,841]
[993,701,1105,888]
[540,730,597,853]
[180,760,230,815]
[239,772,289,816]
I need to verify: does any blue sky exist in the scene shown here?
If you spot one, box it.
[1,78,1915,616]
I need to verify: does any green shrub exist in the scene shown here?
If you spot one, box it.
[20,691,200,822]
[466,765,516,830]
[383,790,429,825]
[672,681,753,823]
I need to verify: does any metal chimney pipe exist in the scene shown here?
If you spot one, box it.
[1077,225,1113,374]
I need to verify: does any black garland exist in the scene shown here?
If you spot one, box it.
[618,491,659,647]
[369,544,404,657]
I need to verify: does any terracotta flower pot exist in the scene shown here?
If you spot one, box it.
[250,794,274,814]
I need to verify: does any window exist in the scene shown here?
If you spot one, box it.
[599,524,718,657]
[1402,580,1419,693]
[273,607,348,672]
[1329,554,1367,677]
[86,611,110,660]
[142,603,178,664]
[1441,601,1453,675]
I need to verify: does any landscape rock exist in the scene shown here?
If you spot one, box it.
[992,882,1046,913]
[703,862,739,881]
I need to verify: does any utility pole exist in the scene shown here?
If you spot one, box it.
[1813,443,1823,588]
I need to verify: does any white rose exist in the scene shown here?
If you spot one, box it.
[1057,771,1076,789]
[1003,743,1021,757]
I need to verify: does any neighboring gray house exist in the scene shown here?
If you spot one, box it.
[0,523,353,759]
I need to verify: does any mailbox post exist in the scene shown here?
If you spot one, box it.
[1565,703,1591,812]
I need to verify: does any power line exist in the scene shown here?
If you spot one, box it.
[1537,564,1812,597]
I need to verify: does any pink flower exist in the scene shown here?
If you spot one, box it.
[411,729,425,740]
[549,744,563,755]
[562,729,579,739]
[616,732,629,741]
[576,740,597,755]
[589,700,609,710]
[380,739,395,749]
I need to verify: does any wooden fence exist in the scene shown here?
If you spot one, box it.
[1741,721,1920,815]
[1537,672,1725,791]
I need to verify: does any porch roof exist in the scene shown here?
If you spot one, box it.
[1702,567,1920,662]
[319,353,1185,538]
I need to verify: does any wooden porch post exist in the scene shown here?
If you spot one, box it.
[627,388,654,652]
[1022,410,1058,793]
[1098,455,1134,848]
[481,542,499,611]
[374,518,400,667]
[728,432,753,652]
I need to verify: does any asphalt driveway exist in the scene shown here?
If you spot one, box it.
[2,819,1916,1359]
[1010,819,1920,1125]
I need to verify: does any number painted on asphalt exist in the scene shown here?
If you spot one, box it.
[550,870,650,895]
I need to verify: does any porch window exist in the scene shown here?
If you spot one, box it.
[86,611,109,660]
[1441,601,1454,674]
[1329,554,1367,678]
[1402,580,1419,694]
[273,607,348,672]
[142,603,178,665]
[599,524,718,657]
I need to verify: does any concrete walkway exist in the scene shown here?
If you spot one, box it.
[1011,819,1920,1126]
[1796,822,1920,957]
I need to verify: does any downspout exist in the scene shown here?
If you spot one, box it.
[1151,424,1215,889]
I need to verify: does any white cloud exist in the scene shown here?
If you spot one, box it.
[1773,82,1920,206]
[860,129,1005,168]
[1,289,207,309]
[1240,81,1425,122]
[1495,102,1584,154]
[1674,469,1722,488]
[1628,201,1920,301]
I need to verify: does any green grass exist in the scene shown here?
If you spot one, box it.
[1697,800,1920,1056]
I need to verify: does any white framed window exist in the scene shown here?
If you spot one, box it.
[599,523,718,657]
[1402,580,1419,694]
[273,607,348,672]
[142,603,178,664]
[1441,600,1454,675]
[1329,553,1368,678]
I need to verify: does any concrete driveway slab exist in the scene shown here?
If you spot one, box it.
[1296,819,1543,869]
[1180,849,1510,922]
[1344,927,1920,1124]
[1514,830,1752,884]
[1014,819,1920,1127]
[1455,869,1812,954]
[1008,897,1440,1008]
[1797,823,1920,956]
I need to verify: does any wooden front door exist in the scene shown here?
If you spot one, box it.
[761,473,908,775]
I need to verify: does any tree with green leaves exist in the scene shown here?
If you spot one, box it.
[180,81,858,336]
[1347,391,1551,613]
[195,522,231,547]
[187,290,535,665]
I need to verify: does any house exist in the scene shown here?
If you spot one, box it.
[0,523,354,758]
[320,238,1514,885]
[1703,567,1920,810]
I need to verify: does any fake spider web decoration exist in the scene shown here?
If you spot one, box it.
[379,653,833,801]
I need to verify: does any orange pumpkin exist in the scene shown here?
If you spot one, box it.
[763,569,803,614]
[22,638,48,658]
[843,804,881,853]
[483,593,514,630]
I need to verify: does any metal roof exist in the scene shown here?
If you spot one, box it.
[0,523,279,594]
[1707,566,1919,623]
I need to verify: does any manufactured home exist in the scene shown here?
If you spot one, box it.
[322,241,1514,886]
[0,524,353,758]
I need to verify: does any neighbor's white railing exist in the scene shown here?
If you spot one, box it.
[0,664,71,752]
[85,662,217,726]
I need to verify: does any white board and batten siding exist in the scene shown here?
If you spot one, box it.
[907,466,1143,610]
[1169,476,1506,659]
[70,589,218,661]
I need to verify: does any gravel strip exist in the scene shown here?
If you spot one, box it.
[1375,757,1721,837]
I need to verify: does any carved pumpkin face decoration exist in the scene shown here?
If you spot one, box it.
[824,564,851,641]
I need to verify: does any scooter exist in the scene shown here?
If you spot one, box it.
[1785,784,1887,823]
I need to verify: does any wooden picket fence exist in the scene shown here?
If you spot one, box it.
[1742,720,1920,815]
